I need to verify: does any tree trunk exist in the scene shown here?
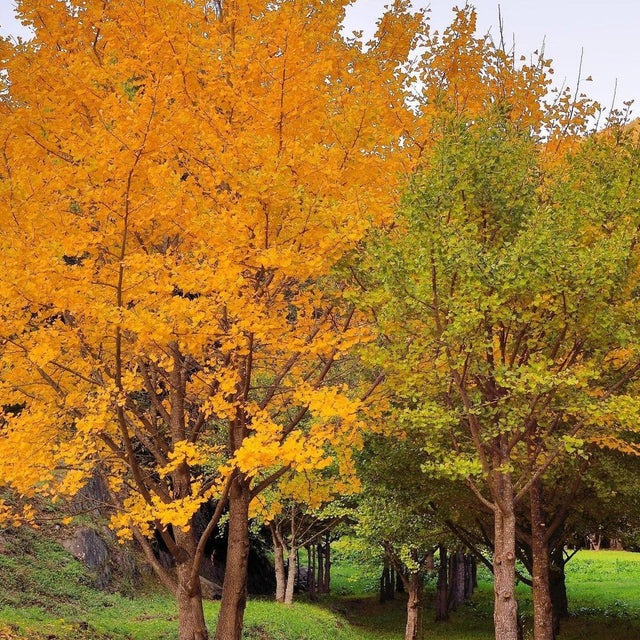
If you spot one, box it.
[464,554,475,600]
[472,557,478,588]
[453,548,466,608]
[531,480,554,640]
[174,528,208,640]
[308,544,317,602]
[492,476,519,640]
[380,557,393,603]
[435,545,449,622]
[323,534,331,593]
[387,566,396,601]
[405,573,422,640]
[177,561,208,640]
[284,543,297,604]
[214,476,250,640]
[270,524,286,603]
[550,546,568,635]
[170,461,208,640]
[610,538,623,551]
[425,552,435,572]
[168,371,209,640]
[316,541,324,594]
[447,549,464,611]
[588,534,602,551]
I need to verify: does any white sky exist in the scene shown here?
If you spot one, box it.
[344,0,639,113]
[1,1,637,113]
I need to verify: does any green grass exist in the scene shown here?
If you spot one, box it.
[298,550,640,640]
[0,526,370,640]
[0,596,372,640]
[555,550,640,640]
[566,550,640,611]
[1,525,639,640]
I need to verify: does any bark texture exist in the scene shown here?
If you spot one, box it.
[284,544,297,604]
[405,574,422,640]
[214,476,250,640]
[176,545,208,640]
[172,463,208,640]
[531,480,555,640]
[270,524,286,603]
[550,546,569,635]
[492,477,519,640]
[451,548,466,609]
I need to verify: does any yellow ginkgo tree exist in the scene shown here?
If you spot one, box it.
[0,1,423,639]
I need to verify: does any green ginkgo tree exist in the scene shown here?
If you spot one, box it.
[355,80,640,640]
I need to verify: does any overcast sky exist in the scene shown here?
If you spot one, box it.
[344,0,638,113]
[1,1,637,113]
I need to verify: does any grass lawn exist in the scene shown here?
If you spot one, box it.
[303,548,640,640]
[1,526,639,640]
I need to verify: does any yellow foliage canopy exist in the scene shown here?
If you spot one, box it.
[0,0,420,535]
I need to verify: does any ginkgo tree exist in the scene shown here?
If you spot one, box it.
[0,1,424,639]
[353,10,640,640]
[261,476,349,605]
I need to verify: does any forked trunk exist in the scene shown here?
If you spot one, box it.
[492,476,519,640]
[171,466,208,640]
[176,556,209,640]
[531,480,554,640]
[405,573,422,640]
[214,476,250,640]
[270,524,286,603]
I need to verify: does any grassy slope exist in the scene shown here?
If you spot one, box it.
[1,526,639,640]
[0,526,367,640]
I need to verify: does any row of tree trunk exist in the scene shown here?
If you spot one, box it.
[272,524,332,604]
[379,559,403,603]
[447,474,576,640]
[435,547,477,622]
[164,478,573,640]
[379,546,478,640]
[308,534,332,600]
